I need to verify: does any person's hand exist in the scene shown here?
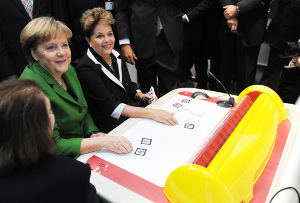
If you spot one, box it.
[150,109,179,126]
[140,92,158,104]
[121,44,137,65]
[291,39,300,67]
[90,132,106,137]
[1,74,18,82]
[223,5,239,19]
[102,136,133,154]
[227,17,238,33]
[292,55,300,67]
[182,14,187,23]
[141,92,152,104]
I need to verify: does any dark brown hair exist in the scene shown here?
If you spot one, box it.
[0,79,55,176]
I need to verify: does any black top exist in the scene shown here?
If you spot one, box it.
[76,48,139,133]
[0,156,100,203]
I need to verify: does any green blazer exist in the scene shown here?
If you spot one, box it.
[20,62,99,158]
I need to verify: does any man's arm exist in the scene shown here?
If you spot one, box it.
[223,0,266,19]
[114,0,137,64]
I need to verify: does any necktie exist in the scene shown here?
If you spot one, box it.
[21,0,33,19]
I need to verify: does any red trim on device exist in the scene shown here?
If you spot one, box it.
[87,156,169,203]
[178,91,220,103]
[192,95,255,167]
[251,119,291,202]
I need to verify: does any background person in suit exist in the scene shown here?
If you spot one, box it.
[0,0,52,82]
[76,8,178,133]
[0,79,100,203]
[20,16,133,158]
[183,0,269,94]
[259,0,300,92]
[220,0,270,94]
[277,39,300,104]
[179,0,222,90]
[177,0,207,88]
[114,0,184,97]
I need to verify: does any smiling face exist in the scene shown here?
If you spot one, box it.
[31,33,71,80]
[87,23,115,60]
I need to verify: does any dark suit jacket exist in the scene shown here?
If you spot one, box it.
[178,0,204,42]
[187,0,269,47]
[265,0,300,49]
[68,0,98,58]
[20,63,99,158]
[220,0,269,47]
[0,0,51,80]
[76,48,138,133]
[0,156,100,203]
[115,0,184,59]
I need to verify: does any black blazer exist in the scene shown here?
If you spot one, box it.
[220,0,269,47]
[187,0,269,47]
[178,0,204,42]
[0,156,100,203]
[0,0,51,80]
[76,48,138,133]
[68,0,99,58]
[265,0,300,49]
[115,0,184,59]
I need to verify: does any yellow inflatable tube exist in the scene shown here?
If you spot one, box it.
[164,85,287,203]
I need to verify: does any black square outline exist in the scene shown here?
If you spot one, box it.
[134,148,147,156]
[141,138,152,145]
[184,123,195,129]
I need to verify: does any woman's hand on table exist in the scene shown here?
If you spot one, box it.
[150,109,179,126]
[102,136,133,154]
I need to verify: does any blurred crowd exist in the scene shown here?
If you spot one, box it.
[1,0,300,101]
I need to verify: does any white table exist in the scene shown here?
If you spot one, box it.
[77,88,300,203]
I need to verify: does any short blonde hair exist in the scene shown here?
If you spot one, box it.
[20,16,72,64]
[81,7,115,39]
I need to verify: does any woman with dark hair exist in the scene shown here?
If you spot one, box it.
[76,8,178,133]
[20,16,133,158]
[0,79,99,202]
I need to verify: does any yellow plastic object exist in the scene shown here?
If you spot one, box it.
[164,85,287,203]
[237,85,287,122]
[164,164,234,203]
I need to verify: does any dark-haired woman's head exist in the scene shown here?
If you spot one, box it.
[0,79,55,176]
[81,8,115,59]
[80,7,115,40]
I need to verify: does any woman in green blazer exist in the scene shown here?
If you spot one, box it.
[20,17,133,158]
